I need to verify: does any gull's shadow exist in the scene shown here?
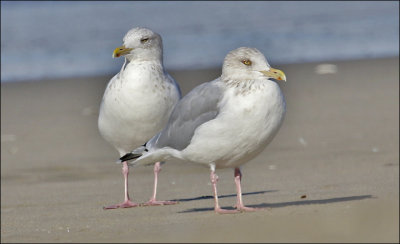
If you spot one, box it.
[178,194,374,213]
[171,190,276,202]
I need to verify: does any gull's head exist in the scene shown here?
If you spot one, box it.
[221,47,286,82]
[112,27,163,61]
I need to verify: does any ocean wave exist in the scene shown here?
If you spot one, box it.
[1,1,398,82]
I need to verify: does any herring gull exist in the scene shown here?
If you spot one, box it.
[98,27,181,209]
[120,47,286,214]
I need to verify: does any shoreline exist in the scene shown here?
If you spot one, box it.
[2,55,398,85]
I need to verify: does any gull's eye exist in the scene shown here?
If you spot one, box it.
[140,38,149,44]
[242,59,252,66]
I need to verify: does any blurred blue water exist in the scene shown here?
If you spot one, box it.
[1,1,399,82]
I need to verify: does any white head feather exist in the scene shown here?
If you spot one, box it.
[121,27,163,62]
[221,47,272,81]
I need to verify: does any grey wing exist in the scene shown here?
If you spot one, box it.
[148,79,222,150]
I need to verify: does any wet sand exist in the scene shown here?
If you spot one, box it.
[1,57,399,242]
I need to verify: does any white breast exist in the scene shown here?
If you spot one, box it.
[183,80,285,168]
[98,62,180,155]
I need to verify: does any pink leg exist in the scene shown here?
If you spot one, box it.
[234,168,263,212]
[103,161,139,210]
[141,162,178,206]
[210,169,239,214]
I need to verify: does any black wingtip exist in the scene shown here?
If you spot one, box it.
[119,152,141,162]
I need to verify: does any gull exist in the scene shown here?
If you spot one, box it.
[98,27,181,209]
[120,47,286,214]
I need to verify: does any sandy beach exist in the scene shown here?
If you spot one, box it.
[1,57,399,242]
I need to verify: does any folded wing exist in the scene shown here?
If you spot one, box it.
[148,79,223,151]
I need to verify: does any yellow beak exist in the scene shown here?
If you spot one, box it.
[260,68,287,82]
[112,45,134,58]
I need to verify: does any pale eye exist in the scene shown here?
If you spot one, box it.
[241,59,252,66]
[141,38,149,44]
